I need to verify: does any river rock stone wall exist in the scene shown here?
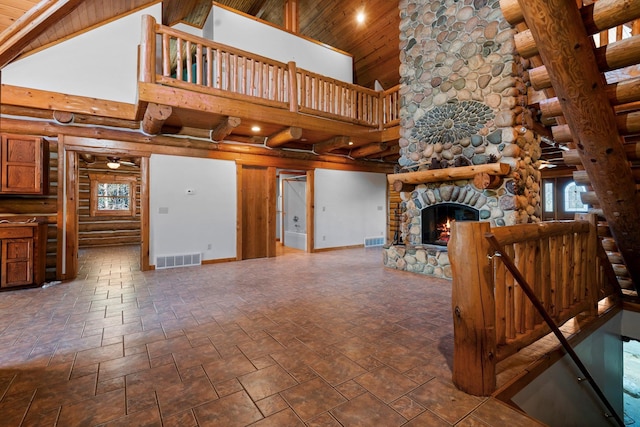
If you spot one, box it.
[384,0,544,278]
[398,0,542,233]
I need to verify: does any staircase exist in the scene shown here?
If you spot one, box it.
[500,0,640,297]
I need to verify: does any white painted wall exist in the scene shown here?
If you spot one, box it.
[513,312,624,426]
[2,4,161,104]
[204,5,353,83]
[314,169,386,249]
[149,154,236,263]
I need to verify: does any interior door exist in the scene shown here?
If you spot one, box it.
[239,165,276,260]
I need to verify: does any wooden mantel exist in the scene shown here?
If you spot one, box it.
[387,163,511,186]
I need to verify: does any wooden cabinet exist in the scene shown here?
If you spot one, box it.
[0,222,47,289]
[1,134,48,194]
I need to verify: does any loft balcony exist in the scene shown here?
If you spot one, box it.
[136,15,400,162]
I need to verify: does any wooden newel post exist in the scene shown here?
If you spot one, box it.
[449,221,497,396]
[140,15,157,84]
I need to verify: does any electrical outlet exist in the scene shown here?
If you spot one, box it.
[207,243,212,250]
[322,235,326,241]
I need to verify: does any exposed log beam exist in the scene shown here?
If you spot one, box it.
[574,168,640,185]
[519,0,640,288]
[552,111,640,142]
[1,84,136,120]
[513,0,640,59]
[387,163,510,185]
[313,136,351,154]
[540,76,640,119]
[0,117,394,173]
[210,116,241,141]
[350,143,388,158]
[265,126,302,148]
[529,34,640,90]
[502,0,640,31]
[141,103,172,135]
[0,0,85,68]
[53,110,74,124]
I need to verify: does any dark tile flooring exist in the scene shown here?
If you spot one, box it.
[0,245,545,426]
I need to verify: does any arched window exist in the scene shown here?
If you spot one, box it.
[564,182,588,212]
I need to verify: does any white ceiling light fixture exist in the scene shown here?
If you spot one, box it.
[106,157,121,169]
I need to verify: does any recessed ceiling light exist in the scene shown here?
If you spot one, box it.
[356,11,365,24]
[251,126,261,132]
[348,141,354,146]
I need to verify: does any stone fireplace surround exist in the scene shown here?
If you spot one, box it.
[383,0,543,279]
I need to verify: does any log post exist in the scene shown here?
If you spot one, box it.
[211,116,241,141]
[450,221,496,396]
[140,14,157,84]
[288,61,299,113]
[141,103,172,135]
[265,126,302,148]
[519,0,640,289]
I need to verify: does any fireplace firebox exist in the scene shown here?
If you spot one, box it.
[422,203,479,246]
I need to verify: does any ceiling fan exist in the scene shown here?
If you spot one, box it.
[106,156,138,169]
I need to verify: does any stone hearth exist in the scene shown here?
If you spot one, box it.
[384,0,543,279]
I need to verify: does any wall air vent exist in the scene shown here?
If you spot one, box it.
[364,237,385,247]
[155,253,202,269]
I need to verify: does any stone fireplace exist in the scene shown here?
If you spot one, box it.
[383,0,543,279]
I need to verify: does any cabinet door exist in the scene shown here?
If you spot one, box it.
[1,238,34,287]
[1,135,44,194]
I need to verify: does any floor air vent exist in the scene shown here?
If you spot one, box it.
[156,253,202,269]
[364,237,385,247]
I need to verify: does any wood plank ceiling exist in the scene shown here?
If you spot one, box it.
[0,0,401,90]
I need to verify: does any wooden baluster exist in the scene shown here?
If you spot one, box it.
[162,33,170,77]
[176,37,183,81]
[196,44,203,85]
[186,41,192,83]
[250,59,256,96]
[287,62,298,112]
[540,236,551,315]
[514,242,525,334]
[495,242,507,345]
[215,49,222,89]
[240,57,246,95]
[549,234,560,319]
[231,54,238,93]
[206,47,212,88]
[505,244,516,339]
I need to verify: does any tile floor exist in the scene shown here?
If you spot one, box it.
[0,245,545,426]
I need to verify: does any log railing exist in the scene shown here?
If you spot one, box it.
[449,215,618,396]
[139,15,400,129]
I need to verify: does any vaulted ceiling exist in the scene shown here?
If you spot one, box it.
[0,0,401,90]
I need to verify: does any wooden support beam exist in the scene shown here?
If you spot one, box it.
[210,116,241,141]
[350,142,388,158]
[314,136,351,154]
[512,0,640,59]
[529,34,640,91]
[541,76,640,119]
[141,103,172,135]
[0,0,85,68]
[520,0,640,289]
[265,126,302,148]
[387,163,510,185]
[552,110,640,142]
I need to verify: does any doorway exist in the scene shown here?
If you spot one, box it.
[281,172,307,251]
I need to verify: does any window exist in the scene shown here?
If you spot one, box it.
[564,182,588,212]
[544,181,554,213]
[89,173,136,217]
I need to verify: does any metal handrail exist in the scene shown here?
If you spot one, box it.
[485,232,624,427]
